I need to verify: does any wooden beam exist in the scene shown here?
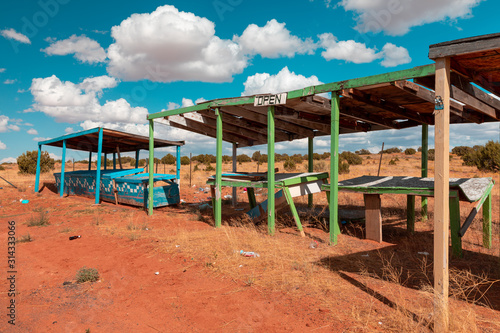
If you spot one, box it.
[429,33,500,58]
[434,57,451,332]
[340,106,400,129]
[450,86,499,120]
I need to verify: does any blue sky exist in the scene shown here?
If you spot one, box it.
[0,0,499,163]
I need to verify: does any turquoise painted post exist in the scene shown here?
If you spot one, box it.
[148,120,154,215]
[176,145,181,181]
[95,128,103,204]
[330,92,340,245]
[113,153,116,170]
[34,144,42,192]
[104,153,107,170]
[268,105,275,235]
[135,150,140,169]
[308,137,314,208]
[421,124,428,221]
[88,151,92,170]
[60,140,66,197]
[215,108,223,227]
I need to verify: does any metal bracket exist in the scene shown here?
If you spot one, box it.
[435,96,444,110]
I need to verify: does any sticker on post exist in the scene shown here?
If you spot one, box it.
[254,93,287,107]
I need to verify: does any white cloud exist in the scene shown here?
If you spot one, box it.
[167,102,179,110]
[42,35,107,64]
[380,43,411,67]
[235,19,317,58]
[107,5,247,83]
[34,137,51,142]
[24,122,34,126]
[242,67,322,96]
[1,28,31,44]
[29,75,148,124]
[0,115,21,132]
[340,0,483,35]
[3,79,16,84]
[0,68,5,73]
[65,127,74,134]
[0,157,16,163]
[27,128,38,135]
[318,33,380,63]
[49,153,61,160]
[17,89,26,93]
[0,140,6,150]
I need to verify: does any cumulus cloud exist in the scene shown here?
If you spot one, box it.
[340,0,483,35]
[65,127,74,133]
[318,33,411,67]
[42,35,107,64]
[0,157,16,163]
[242,67,322,96]
[3,79,16,84]
[1,28,31,44]
[29,75,148,124]
[380,43,411,67]
[234,19,317,58]
[107,5,247,83]
[0,68,5,73]
[0,140,6,150]
[0,115,21,132]
[27,128,38,135]
[34,137,51,142]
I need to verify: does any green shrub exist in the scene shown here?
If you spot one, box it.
[205,164,215,172]
[283,159,296,171]
[404,148,416,155]
[461,141,500,171]
[339,161,350,174]
[161,154,176,165]
[27,211,50,227]
[452,146,473,157]
[380,147,402,154]
[180,156,190,165]
[313,161,327,172]
[428,149,435,161]
[340,151,362,165]
[17,150,55,175]
[76,267,100,283]
[236,154,252,163]
[355,149,371,155]
[389,158,398,165]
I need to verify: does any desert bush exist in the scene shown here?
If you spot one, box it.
[205,163,215,172]
[313,161,326,172]
[389,158,398,165]
[340,151,362,165]
[252,151,261,162]
[428,149,435,161]
[76,267,100,283]
[236,154,252,163]
[283,159,296,171]
[193,164,200,172]
[404,148,416,155]
[138,159,146,167]
[380,147,402,154]
[452,146,473,157]
[258,154,268,164]
[161,153,176,165]
[16,233,32,243]
[339,161,350,174]
[222,155,231,163]
[355,149,371,155]
[291,154,303,164]
[180,156,190,165]
[461,141,500,171]
[27,211,50,227]
[17,150,55,175]
[0,165,4,171]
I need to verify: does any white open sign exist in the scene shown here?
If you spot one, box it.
[253,93,287,107]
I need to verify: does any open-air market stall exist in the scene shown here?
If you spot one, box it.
[34,127,184,209]
[147,33,500,331]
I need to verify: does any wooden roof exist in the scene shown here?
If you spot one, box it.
[150,62,500,148]
[39,127,184,154]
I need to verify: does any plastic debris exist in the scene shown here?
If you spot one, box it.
[180,199,185,203]
[175,245,180,248]
[361,253,369,257]
[240,250,260,257]
[223,195,232,199]
[155,272,160,275]
[21,199,29,204]
[69,235,81,240]
[234,208,244,211]
[309,240,319,249]
[418,251,430,256]
[198,203,212,210]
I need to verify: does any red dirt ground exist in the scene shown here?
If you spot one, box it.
[1,185,346,332]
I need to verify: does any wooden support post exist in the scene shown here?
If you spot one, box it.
[268,105,276,235]
[449,193,462,258]
[88,151,92,170]
[364,194,382,242]
[247,188,257,209]
[482,192,492,248]
[148,120,154,216]
[421,124,429,221]
[135,150,140,169]
[434,57,451,332]
[104,153,107,170]
[215,108,223,228]
[308,137,314,208]
[95,128,103,204]
[283,186,305,237]
[330,91,340,244]
[407,195,415,233]
[232,143,237,206]
[60,139,66,197]
[35,144,42,192]
[176,145,181,185]
[112,152,116,169]
[116,146,123,170]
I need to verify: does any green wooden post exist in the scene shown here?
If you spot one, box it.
[407,195,415,233]
[148,120,154,216]
[308,137,314,208]
[421,124,428,221]
[135,150,140,169]
[267,105,275,235]
[449,194,462,257]
[482,192,492,248]
[95,128,103,204]
[283,187,305,237]
[215,108,223,228]
[329,92,340,245]
[247,188,257,209]
[88,151,92,170]
[60,139,66,197]
[34,144,42,192]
